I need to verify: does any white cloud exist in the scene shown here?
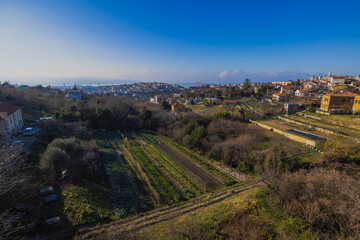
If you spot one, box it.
[141,68,160,75]
[218,70,229,77]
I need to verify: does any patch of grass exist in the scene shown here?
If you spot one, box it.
[59,179,115,227]
[101,147,153,216]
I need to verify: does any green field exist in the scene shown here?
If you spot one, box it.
[302,111,360,128]
[95,131,237,218]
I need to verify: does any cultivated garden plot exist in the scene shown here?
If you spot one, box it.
[96,131,237,217]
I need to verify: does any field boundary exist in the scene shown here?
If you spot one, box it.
[251,120,316,146]
[278,116,345,137]
[298,112,360,131]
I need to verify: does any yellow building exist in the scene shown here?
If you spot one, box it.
[320,92,358,113]
[352,96,360,114]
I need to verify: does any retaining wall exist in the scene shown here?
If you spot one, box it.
[278,116,344,137]
[251,120,316,146]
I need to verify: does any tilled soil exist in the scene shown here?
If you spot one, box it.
[157,143,223,191]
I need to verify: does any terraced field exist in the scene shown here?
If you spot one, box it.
[77,179,262,239]
[97,131,237,217]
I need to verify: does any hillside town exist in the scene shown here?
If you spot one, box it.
[1,71,360,239]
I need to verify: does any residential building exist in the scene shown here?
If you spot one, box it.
[0,103,24,138]
[171,103,185,112]
[205,98,221,104]
[295,89,312,97]
[185,97,202,105]
[272,93,287,101]
[65,90,82,101]
[320,92,358,114]
[352,96,360,114]
[155,95,162,103]
[351,80,360,89]
[271,81,292,86]
[284,103,300,115]
[303,82,318,90]
[280,85,294,95]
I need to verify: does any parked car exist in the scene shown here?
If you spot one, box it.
[11,140,24,148]
[23,128,35,136]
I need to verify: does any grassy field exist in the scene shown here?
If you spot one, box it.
[95,131,237,219]
[287,114,360,138]
[76,182,314,240]
[58,179,116,227]
[187,103,225,116]
[302,110,360,128]
[258,118,332,142]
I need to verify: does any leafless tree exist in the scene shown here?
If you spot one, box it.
[0,147,37,239]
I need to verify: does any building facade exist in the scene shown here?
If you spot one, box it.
[352,96,360,114]
[320,92,358,114]
[0,103,24,138]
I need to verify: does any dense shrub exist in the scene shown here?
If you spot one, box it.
[267,169,360,239]
[39,138,98,180]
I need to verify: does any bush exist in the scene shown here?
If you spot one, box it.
[267,169,360,239]
[40,147,70,179]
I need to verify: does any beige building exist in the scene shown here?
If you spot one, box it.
[0,103,24,138]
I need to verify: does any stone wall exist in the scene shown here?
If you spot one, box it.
[251,120,316,146]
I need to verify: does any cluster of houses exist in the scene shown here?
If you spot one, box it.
[150,94,222,113]
[272,72,360,103]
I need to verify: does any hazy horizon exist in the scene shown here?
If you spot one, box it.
[1,0,359,85]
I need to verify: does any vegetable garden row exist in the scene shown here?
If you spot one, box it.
[97,131,236,217]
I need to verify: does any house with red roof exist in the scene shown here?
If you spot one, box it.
[0,103,24,137]
[295,89,312,97]
[280,85,294,95]
[320,92,359,114]
[272,92,288,101]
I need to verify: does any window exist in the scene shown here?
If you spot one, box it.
[325,98,329,102]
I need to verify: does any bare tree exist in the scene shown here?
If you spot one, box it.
[0,147,37,240]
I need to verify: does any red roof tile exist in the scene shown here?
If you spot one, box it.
[324,92,358,97]
[273,93,287,96]
[0,102,21,115]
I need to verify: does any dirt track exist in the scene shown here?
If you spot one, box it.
[157,143,223,191]
[76,179,265,239]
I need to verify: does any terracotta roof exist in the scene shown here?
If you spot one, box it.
[273,93,287,96]
[324,92,359,97]
[299,89,312,93]
[332,76,346,79]
[0,102,21,115]
[282,86,292,89]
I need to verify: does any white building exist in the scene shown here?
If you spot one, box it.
[0,103,24,138]
[272,93,287,101]
[295,89,312,97]
[65,90,82,101]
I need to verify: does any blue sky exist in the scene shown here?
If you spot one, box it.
[0,0,360,85]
